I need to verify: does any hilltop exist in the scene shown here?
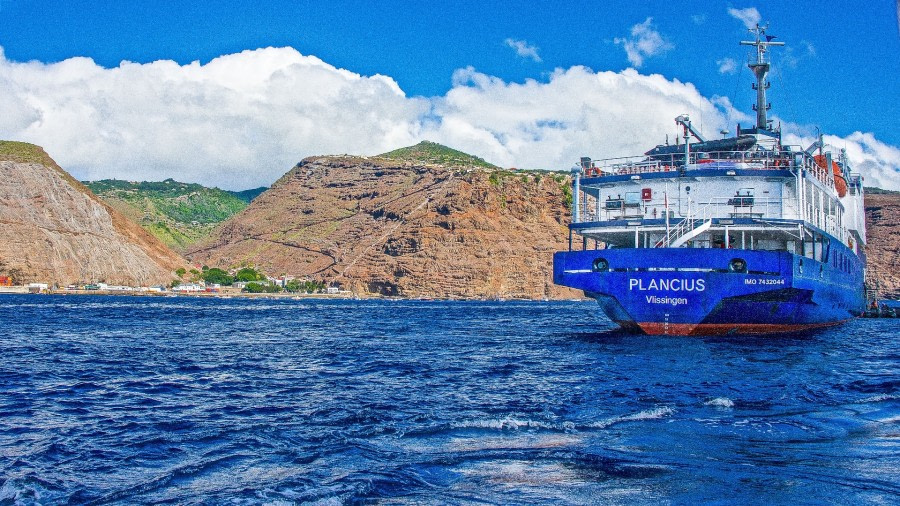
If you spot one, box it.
[0,141,186,286]
[378,141,500,169]
[84,179,258,251]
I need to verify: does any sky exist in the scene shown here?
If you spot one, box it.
[0,1,898,190]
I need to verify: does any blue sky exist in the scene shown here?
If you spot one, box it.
[0,1,898,189]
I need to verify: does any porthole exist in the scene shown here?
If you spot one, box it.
[729,258,747,273]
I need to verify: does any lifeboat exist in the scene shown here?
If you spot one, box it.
[814,154,847,197]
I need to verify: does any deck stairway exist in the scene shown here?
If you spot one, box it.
[656,202,713,248]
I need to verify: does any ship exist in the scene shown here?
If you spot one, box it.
[552,25,868,335]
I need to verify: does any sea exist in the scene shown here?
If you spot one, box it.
[1,295,898,504]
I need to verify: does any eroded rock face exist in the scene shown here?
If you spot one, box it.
[0,153,186,286]
[189,156,581,299]
[865,193,900,298]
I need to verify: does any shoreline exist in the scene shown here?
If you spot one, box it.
[0,287,582,302]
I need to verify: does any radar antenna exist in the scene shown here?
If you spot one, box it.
[740,24,784,130]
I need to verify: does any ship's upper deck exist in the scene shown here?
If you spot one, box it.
[567,140,867,261]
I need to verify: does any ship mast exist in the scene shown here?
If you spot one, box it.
[740,24,784,130]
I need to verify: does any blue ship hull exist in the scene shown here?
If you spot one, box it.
[553,248,865,335]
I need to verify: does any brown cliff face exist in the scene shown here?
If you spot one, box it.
[0,142,187,286]
[865,192,900,298]
[189,156,581,299]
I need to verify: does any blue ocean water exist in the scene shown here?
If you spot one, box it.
[1,295,898,504]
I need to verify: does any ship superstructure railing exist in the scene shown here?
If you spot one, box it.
[582,148,838,188]
[579,196,791,224]
[575,194,849,242]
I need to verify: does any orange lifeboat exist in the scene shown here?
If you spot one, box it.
[814,154,847,197]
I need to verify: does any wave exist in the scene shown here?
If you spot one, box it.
[443,407,676,434]
[856,393,900,404]
[704,397,735,408]
[452,416,564,431]
[588,406,676,429]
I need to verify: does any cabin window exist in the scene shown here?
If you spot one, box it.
[624,192,642,207]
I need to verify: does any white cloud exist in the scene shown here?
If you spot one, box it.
[780,40,816,69]
[728,7,761,29]
[0,47,428,189]
[504,38,542,62]
[717,57,738,74]
[614,17,674,68]
[0,45,897,192]
[431,66,728,169]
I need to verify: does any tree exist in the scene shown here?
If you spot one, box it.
[201,267,233,286]
[236,267,265,282]
[243,281,282,293]
[284,279,302,293]
[175,267,187,278]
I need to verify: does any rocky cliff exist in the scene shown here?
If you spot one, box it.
[0,141,187,286]
[865,192,900,298]
[188,155,580,299]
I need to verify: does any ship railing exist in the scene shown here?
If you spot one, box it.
[579,196,796,225]
[796,151,836,188]
[582,150,796,177]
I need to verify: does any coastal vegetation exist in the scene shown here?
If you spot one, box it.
[242,282,282,293]
[200,267,233,285]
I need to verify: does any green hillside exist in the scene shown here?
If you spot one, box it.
[229,186,268,203]
[379,141,499,169]
[84,178,249,251]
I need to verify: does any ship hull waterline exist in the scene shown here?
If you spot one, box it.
[553,248,865,336]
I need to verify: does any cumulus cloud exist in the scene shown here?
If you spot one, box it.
[504,38,542,62]
[614,18,674,68]
[0,45,897,192]
[432,66,728,169]
[728,7,761,29]
[717,57,738,74]
[0,47,428,189]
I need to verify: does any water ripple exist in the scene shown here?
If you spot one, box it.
[0,295,897,503]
